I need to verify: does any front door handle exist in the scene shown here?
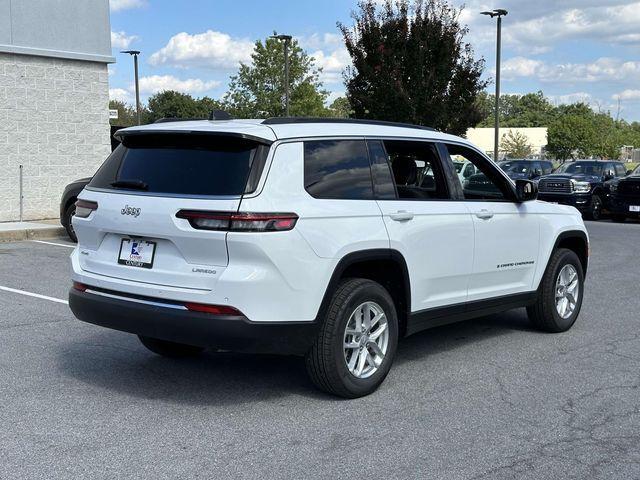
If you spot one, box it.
[475,209,494,220]
[389,211,414,222]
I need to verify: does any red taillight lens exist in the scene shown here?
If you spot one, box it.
[176,211,298,232]
[73,281,88,292]
[184,302,243,316]
[75,199,98,218]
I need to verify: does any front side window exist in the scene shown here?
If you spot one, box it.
[445,144,513,201]
[304,140,373,199]
[383,140,449,200]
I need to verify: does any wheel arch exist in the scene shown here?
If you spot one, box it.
[547,230,589,280]
[317,249,411,337]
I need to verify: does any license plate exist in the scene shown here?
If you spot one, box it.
[118,238,156,269]
[630,206,640,212]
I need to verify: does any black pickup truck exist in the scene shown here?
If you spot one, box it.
[537,160,627,220]
[606,164,640,222]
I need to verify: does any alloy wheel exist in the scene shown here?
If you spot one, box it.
[555,264,579,319]
[343,301,389,379]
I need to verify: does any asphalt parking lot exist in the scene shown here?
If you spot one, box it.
[0,221,639,479]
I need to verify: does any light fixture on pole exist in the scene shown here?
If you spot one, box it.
[270,34,293,116]
[481,9,508,161]
[121,50,141,125]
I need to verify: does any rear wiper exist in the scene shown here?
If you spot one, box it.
[110,179,149,191]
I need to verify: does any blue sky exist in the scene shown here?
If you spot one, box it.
[108,0,640,121]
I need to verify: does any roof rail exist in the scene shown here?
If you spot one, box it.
[262,117,436,131]
[153,118,206,124]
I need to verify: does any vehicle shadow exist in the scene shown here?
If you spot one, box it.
[57,309,534,404]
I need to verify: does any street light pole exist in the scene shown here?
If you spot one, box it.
[481,9,508,161]
[270,34,293,116]
[121,50,141,125]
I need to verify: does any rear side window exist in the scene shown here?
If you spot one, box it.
[89,134,269,196]
[304,140,373,199]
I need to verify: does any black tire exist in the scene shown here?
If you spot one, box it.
[63,203,77,242]
[138,335,205,358]
[612,214,627,223]
[527,248,584,333]
[305,278,398,398]
[584,194,602,221]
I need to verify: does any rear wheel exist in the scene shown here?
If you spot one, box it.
[138,336,205,358]
[527,248,584,333]
[305,278,398,398]
[585,194,603,221]
[63,203,77,242]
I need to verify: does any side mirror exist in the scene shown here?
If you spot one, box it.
[603,171,614,181]
[515,179,538,202]
[627,170,633,176]
[530,169,542,179]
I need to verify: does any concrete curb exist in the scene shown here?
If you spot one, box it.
[0,226,67,243]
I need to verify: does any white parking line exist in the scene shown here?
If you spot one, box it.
[30,240,75,249]
[0,285,68,305]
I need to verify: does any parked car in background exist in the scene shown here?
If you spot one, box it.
[60,177,91,242]
[498,160,554,181]
[462,159,552,196]
[452,158,478,184]
[68,117,589,398]
[537,160,627,220]
[606,164,640,222]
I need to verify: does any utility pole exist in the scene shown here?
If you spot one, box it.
[121,50,141,125]
[481,9,508,161]
[270,34,293,116]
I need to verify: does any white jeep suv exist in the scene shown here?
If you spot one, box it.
[69,118,588,398]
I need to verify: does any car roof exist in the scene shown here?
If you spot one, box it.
[115,118,468,146]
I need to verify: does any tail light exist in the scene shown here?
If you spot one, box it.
[185,302,243,316]
[75,199,98,218]
[176,210,298,232]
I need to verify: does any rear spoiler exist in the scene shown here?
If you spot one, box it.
[113,129,273,146]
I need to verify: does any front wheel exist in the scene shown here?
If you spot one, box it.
[584,194,603,221]
[305,278,398,398]
[138,336,205,358]
[527,248,584,333]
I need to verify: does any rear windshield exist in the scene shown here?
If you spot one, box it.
[89,134,269,196]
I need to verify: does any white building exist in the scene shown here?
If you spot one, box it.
[466,127,548,160]
[0,0,114,221]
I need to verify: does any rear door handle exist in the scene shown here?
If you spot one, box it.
[389,211,414,222]
[475,209,494,220]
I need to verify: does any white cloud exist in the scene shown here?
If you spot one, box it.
[311,47,351,84]
[461,0,640,52]
[110,0,147,12]
[136,75,221,95]
[548,92,592,105]
[109,88,131,102]
[111,31,138,49]
[613,90,640,101]
[149,31,254,69]
[501,57,640,84]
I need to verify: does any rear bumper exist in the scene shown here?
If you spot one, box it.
[538,193,592,212]
[69,287,318,355]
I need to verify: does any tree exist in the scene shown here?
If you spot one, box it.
[546,115,596,161]
[478,91,556,128]
[501,130,533,158]
[339,0,488,135]
[109,100,138,127]
[328,97,352,118]
[145,91,223,123]
[223,36,329,118]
